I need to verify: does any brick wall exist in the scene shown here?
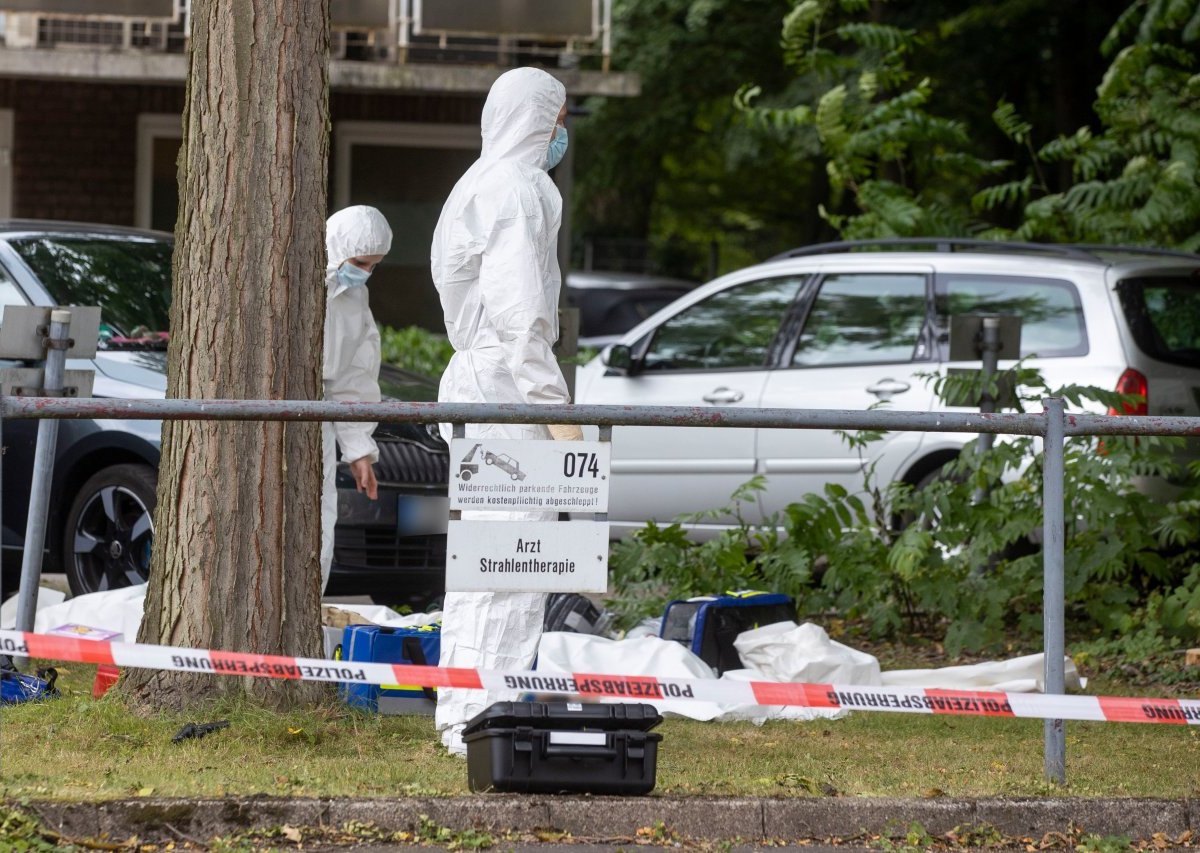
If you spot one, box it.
[0,79,183,225]
[0,77,483,226]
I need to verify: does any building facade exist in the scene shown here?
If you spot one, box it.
[0,0,638,329]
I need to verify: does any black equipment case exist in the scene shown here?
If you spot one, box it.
[462,701,663,795]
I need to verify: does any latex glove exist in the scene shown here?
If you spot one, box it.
[348,457,378,499]
[548,424,584,441]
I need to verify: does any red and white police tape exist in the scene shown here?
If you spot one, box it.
[3,629,1197,726]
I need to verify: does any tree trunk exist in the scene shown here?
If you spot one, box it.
[124,0,330,711]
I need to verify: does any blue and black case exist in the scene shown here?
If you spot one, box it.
[660,591,797,675]
[337,623,441,715]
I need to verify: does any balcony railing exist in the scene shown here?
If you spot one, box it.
[0,0,614,69]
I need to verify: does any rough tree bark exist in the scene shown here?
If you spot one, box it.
[124,0,331,710]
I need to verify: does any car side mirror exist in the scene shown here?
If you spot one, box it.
[602,343,637,376]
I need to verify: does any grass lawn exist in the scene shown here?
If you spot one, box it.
[2,653,1197,801]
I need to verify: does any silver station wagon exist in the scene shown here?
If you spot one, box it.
[574,239,1200,537]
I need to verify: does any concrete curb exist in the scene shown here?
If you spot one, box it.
[19,797,1199,844]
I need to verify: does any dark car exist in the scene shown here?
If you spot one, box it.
[565,271,697,349]
[0,220,448,607]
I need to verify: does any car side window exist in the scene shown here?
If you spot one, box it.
[0,263,27,311]
[641,276,807,372]
[936,275,1086,358]
[791,273,928,367]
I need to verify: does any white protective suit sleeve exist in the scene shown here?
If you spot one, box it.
[323,292,382,466]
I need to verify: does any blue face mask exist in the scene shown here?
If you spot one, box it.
[546,125,568,170]
[337,262,372,290]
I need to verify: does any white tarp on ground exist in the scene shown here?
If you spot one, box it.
[536,621,1085,724]
[0,586,67,632]
[536,631,848,724]
[0,585,439,649]
[882,652,1085,692]
[734,621,883,686]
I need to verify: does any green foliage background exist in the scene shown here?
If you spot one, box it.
[576,0,1198,272]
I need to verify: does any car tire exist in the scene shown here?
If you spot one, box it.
[62,464,157,597]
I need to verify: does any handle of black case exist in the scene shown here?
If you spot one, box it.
[400,636,439,702]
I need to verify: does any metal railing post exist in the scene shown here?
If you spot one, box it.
[14,310,72,640]
[1042,396,1067,784]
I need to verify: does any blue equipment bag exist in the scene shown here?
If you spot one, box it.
[337,624,440,715]
[660,591,797,675]
[0,657,60,705]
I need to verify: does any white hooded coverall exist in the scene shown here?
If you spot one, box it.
[430,67,570,753]
[321,206,394,592]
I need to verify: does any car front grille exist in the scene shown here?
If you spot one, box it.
[374,437,448,487]
[333,529,447,572]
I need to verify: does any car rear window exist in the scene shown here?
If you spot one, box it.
[936,274,1087,358]
[1117,273,1200,368]
[9,235,172,340]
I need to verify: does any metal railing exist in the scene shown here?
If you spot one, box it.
[3,393,1198,784]
[1,0,615,67]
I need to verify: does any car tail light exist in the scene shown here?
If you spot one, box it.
[1108,368,1148,416]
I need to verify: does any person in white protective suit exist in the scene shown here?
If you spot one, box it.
[430,66,582,755]
[321,206,394,593]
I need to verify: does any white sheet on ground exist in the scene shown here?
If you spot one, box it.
[536,631,846,724]
[881,652,1086,692]
[11,584,441,656]
[0,586,66,630]
[734,621,882,686]
[537,631,726,720]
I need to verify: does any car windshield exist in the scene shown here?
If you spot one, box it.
[1117,273,1200,368]
[9,234,172,349]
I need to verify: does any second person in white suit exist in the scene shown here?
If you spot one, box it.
[430,66,581,755]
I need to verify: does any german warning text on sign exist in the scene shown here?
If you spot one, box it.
[449,438,610,512]
[446,520,609,592]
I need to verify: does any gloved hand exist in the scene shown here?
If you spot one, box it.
[548,424,584,441]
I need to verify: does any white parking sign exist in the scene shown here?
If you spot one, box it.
[449,438,610,513]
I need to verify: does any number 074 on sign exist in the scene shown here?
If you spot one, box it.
[448,438,610,513]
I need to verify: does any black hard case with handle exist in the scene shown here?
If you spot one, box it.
[462,701,663,795]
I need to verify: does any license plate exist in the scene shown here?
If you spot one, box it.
[397,495,449,536]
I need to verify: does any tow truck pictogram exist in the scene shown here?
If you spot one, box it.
[458,443,483,480]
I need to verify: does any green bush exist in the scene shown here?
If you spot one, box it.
[378,324,455,381]
[608,370,1200,658]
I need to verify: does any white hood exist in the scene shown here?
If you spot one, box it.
[480,66,567,169]
[325,205,393,297]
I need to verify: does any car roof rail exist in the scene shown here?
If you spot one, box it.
[770,238,1101,262]
[1063,243,1200,261]
[770,237,1200,263]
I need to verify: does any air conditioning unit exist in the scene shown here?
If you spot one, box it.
[414,0,598,41]
[3,12,38,48]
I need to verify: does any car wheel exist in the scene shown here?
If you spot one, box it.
[62,464,157,596]
[460,469,472,481]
